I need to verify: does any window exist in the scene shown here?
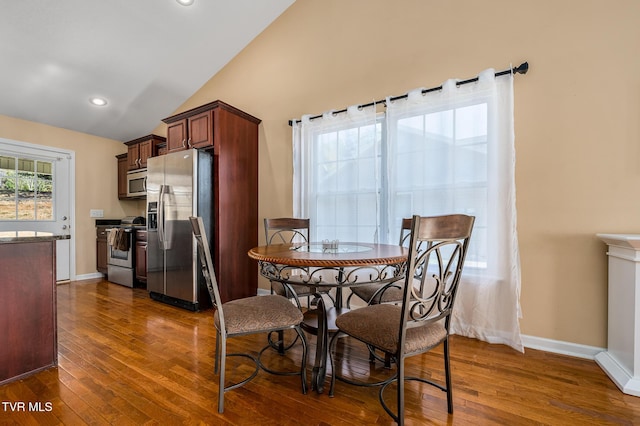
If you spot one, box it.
[293,70,523,351]
[308,117,383,243]
[0,155,54,220]
[297,102,489,269]
[389,102,489,269]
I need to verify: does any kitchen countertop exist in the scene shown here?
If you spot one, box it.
[0,231,71,243]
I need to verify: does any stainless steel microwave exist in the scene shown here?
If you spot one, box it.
[126,169,147,197]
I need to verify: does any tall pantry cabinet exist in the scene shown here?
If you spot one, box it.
[162,100,261,303]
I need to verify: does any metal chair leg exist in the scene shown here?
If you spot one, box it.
[444,338,453,414]
[218,335,227,413]
[396,358,405,426]
[214,331,220,374]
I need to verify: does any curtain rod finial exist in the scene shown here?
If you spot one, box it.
[514,62,529,75]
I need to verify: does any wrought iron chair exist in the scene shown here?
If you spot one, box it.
[189,216,308,413]
[263,218,344,392]
[347,218,413,307]
[328,214,474,425]
[264,218,316,354]
[346,218,413,367]
[264,218,315,310]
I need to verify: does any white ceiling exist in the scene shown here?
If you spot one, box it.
[0,0,294,142]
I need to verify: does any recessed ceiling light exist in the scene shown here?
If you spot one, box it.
[176,0,194,5]
[89,97,108,107]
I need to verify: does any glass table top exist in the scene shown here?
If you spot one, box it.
[290,242,373,254]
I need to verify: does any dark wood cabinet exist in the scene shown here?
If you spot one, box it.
[125,134,165,170]
[166,119,189,152]
[117,134,166,200]
[162,100,261,302]
[135,230,147,283]
[186,110,214,149]
[162,103,218,153]
[0,240,57,385]
[96,226,109,275]
[116,153,128,199]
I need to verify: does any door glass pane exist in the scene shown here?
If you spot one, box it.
[37,170,53,220]
[0,155,53,220]
[0,156,17,219]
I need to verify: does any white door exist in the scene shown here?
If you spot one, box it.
[0,138,74,281]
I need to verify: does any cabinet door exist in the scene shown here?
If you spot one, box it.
[167,120,188,152]
[117,155,128,199]
[96,227,109,274]
[127,144,140,170]
[138,140,154,168]
[135,241,147,282]
[188,110,213,149]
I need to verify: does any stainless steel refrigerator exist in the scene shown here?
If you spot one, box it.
[146,148,213,311]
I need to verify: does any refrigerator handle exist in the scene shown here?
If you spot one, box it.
[158,184,165,247]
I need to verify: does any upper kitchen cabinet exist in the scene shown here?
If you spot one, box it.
[125,135,165,170]
[162,100,258,154]
[164,110,212,152]
[116,153,128,199]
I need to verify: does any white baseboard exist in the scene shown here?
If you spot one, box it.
[254,289,605,361]
[522,334,605,360]
[74,272,105,281]
[595,351,640,396]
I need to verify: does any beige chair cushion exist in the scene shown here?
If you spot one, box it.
[335,304,447,355]
[350,282,404,304]
[272,282,314,298]
[215,295,303,335]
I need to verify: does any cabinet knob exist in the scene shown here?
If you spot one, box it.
[187,138,192,148]
[182,139,186,148]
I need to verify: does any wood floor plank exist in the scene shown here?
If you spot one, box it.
[2,278,640,425]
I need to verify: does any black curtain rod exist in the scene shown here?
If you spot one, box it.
[288,62,529,126]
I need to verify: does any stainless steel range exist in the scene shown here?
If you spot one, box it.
[107,216,145,287]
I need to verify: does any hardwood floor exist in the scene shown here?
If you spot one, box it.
[1,278,639,425]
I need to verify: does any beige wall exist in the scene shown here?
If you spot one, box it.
[2,0,637,348]
[155,0,640,348]
[0,114,140,276]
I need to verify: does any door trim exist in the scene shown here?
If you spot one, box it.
[0,137,76,281]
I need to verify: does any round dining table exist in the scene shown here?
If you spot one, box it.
[248,242,408,393]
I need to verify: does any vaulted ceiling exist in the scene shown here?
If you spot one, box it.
[0,0,295,142]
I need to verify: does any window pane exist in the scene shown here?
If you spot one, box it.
[310,119,382,242]
[0,156,17,219]
[456,104,487,140]
[0,156,53,221]
[390,102,488,265]
[425,110,454,139]
[37,171,53,220]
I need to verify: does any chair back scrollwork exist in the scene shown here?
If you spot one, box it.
[400,214,475,348]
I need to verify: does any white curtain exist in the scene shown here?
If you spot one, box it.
[386,69,522,351]
[292,105,382,242]
[293,68,523,352]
